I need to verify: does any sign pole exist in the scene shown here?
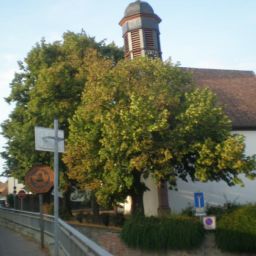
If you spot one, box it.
[54,118,59,256]
[21,198,23,211]
[34,121,64,256]
[39,194,44,248]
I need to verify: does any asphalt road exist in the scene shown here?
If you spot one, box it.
[0,225,48,256]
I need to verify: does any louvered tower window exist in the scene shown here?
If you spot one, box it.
[144,29,155,49]
[124,34,130,59]
[131,30,141,57]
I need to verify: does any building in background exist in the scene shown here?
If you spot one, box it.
[0,181,8,205]
[7,177,24,195]
[120,0,256,215]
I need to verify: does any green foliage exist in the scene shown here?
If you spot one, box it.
[180,205,194,217]
[1,30,123,182]
[121,215,204,251]
[181,201,240,220]
[6,194,14,208]
[216,205,256,253]
[64,56,194,208]
[64,56,256,213]
[207,202,240,220]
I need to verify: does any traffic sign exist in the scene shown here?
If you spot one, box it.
[17,189,26,199]
[203,216,216,230]
[25,165,54,194]
[35,126,64,153]
[194,192,205,208]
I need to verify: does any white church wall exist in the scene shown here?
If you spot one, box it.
[7,177,25,194]
[142,175,159,216]
[168,130,256,213]
[127,130,256,215]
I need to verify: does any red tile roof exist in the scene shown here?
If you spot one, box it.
[181,68,256,129]
[0,182,8,196]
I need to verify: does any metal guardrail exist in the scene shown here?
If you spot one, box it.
[0,207,112,256]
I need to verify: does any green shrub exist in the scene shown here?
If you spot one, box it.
[121,215,204,251]
[216,205,256,253]
[181,205,194,217]
[7,194,14,208]
[207,203,239,220]
[181,202,240,220]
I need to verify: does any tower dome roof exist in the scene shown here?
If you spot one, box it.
[124,0,154,17]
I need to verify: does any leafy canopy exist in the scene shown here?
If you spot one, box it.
[64,56,256,207]
[1,31,123,181]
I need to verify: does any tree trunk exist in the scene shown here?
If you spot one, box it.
[60,184,73,219]
[131,191,144,216]
[157,179,170,216]
[129,171,147,216]
[91,192,100,216]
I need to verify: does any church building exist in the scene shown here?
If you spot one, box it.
[120,1,256,215]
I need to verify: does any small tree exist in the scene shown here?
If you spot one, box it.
[64,57,256,215]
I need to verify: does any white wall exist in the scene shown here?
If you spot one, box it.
[143,175,159,216]
[143,130,256,215]
[7,177,25,194]
[168,130,256,213]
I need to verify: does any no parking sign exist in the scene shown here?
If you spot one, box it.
[203,216,216,230]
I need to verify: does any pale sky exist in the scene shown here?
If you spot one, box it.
[0,0,255,180]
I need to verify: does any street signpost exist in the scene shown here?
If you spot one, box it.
[194,192,204,208]
[203,216,216,230]
[25,165,54,249]
[34,119,64,256]
[17,189,26,210]
[25,165,54,194]
[35,126,64,153]
[194,192,206,217]
[17,189,26,199]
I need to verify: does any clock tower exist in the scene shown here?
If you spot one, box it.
[119,0,162,60]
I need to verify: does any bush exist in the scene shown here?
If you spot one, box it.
[181,202,240,220]
[216,205,256,253]
[121,215,204,251]
[207,203,239,220]
[7,194,14,208]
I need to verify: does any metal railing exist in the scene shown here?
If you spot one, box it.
[0,207,112,256]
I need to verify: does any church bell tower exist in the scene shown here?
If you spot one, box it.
[119,0,162,60]
[120,1,170,216]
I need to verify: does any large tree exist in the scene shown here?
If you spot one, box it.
[1,31,123,215]
[64,56,256,215]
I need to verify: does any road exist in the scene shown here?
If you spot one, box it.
[0,225,48,256]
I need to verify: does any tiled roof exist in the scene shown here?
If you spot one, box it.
[0,182,8,196]
[181,68,256,129]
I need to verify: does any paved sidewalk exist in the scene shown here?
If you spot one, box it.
[0,225,49,256]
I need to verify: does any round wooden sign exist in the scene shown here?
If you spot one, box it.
[25,165,54,194]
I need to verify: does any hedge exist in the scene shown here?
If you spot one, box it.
[216,205,256,253]
[121,215,204,251]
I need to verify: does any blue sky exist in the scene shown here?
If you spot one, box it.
[0,0,255,180]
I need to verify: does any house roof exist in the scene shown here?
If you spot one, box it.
[181,67,256,129]
[0,182,8,197]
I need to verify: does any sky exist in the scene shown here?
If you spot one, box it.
[0,0,255,181]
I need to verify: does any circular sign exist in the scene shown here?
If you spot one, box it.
[205,218,213,225]
[25,165,54,194]
[18,189,26,199]
[203,216,216,230]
